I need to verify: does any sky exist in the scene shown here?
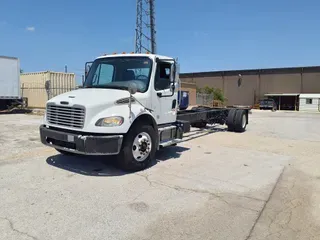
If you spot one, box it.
[1,0,320,84]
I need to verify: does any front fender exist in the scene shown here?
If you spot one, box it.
[85,104,155,134]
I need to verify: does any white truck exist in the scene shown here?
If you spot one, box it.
[40,53,249,171]
[0,56,26,110]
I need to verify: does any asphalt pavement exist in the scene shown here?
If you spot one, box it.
[0,111,319,240]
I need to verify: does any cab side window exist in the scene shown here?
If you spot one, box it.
[155,62,171,91]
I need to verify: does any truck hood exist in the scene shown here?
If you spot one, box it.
[45,87,151,133]
[47,88,131,108]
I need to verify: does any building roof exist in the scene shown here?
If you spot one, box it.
[21,71,75,75]
[0,55,18,60]
[264,93,300,96]
[180,65,320,78]
[299,94,320,98]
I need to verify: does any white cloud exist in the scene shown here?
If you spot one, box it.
[26,26,35,32]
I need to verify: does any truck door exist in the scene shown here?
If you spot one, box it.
[151,61,178,125]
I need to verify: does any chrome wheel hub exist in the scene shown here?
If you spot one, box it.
[132,132,152,162]
[242,114,247,128]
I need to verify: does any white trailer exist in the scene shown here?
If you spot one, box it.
[39,53,250,171]
[299,94,320,112]
[0,56,25,110]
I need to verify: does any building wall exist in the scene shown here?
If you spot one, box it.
[180,82,196,106]
[302,73,320,93]
[260,73,301,96]
[224,75,259,106]
[180,66,320,106]
[299,97,320,112]
[180,77,194,83]
[193,76,224,90]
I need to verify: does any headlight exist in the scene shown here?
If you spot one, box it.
[95,116,124,127]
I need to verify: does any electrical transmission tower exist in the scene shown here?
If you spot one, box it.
[135,0,157,54]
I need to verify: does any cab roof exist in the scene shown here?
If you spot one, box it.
[96,53,174,61]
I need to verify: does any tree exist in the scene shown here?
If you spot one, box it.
[212,88,225,102]
[196,86,203,93]
[20,69,24,74]
[196,86,225,102]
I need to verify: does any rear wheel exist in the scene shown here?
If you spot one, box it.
[226,109,237,131]
[234,110,247,132]
[117,123,156,172]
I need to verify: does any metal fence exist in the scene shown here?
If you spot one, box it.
[196,93,214,106]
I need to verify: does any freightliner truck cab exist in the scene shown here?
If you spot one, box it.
[40,53,249,171]
[40,53,184,171]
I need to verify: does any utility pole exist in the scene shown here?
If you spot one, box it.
[135,0,157,54]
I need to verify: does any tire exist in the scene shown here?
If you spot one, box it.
[117,123,156,172]
[226,109,237,131]
[234,110,247,133]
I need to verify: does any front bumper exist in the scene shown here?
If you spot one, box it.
[39,125,123,155]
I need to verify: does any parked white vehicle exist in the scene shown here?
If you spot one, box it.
[0,56,26,110]
[40,53,249,171]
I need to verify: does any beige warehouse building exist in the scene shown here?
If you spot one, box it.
[180,66,320,110]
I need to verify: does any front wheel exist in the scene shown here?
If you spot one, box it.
[117,124,156,172]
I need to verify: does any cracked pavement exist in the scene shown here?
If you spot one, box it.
[0,111,320,240]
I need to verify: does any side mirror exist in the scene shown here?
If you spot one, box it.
[170,63,176,83]
[85,61,93,79]
[170,63,177,93]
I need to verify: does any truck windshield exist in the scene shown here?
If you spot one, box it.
[84,57,153,93]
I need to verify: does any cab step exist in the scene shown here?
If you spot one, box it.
[157,125,183,149]
[159,139,182,148]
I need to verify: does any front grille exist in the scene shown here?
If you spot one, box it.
[46,104,85,129]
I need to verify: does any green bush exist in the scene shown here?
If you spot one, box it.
[196,86,225,102]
